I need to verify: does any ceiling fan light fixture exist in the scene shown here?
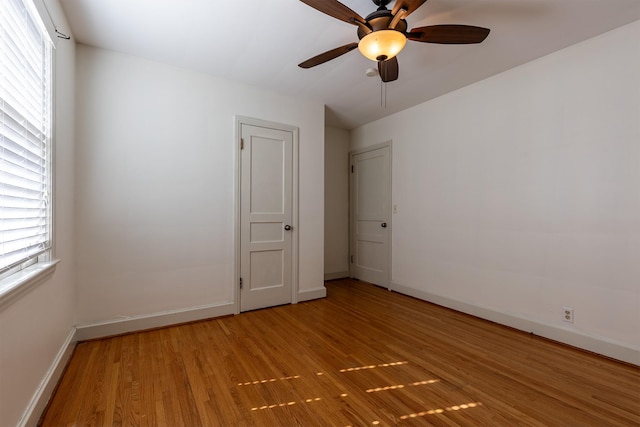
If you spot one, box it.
[358,29,407,61]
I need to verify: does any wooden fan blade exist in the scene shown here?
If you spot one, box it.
[407,24,490,44]
[300,0,366,25]
[378,56,399,82]
[298,42,359,68]
[392,0,428,18]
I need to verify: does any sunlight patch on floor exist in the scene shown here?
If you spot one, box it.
[237,375,300,386]
[366,378,440,393]
[340,361,408,372]
[399,402,483,420]
[250,397,322,411]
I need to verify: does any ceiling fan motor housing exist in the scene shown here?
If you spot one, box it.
[357,9,408,40]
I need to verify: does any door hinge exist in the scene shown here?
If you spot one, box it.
[351,165,354,173]
[239,277,243,289]
[350,255,354,263]
[240,138,244,150]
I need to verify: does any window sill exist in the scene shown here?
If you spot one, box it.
[0,260,60,310]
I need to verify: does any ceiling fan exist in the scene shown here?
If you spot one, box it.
[298,0,490,82]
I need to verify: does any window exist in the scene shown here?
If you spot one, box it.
[0,0,53,284]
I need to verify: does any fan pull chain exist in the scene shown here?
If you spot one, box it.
[384,82,387,108]
[380,81,387,109]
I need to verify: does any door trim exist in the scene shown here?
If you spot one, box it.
[234,116,299,314]
[349,141,392,289]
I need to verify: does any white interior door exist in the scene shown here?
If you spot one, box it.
[350,145,391,287]
[240,123,294,312]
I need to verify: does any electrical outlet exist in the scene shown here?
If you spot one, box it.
[562,307,574,323]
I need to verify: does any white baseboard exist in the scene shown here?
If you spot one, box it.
[298,286,327,302]
[75,302,236,341]
[391,282,640,366]
[324,271,350,281]
[19,328,76,427]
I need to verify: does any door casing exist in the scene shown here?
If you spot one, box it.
[234,116,299,314]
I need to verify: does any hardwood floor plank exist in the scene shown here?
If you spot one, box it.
[40,279,640,426]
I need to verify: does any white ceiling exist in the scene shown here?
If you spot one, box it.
[59,0,640,129]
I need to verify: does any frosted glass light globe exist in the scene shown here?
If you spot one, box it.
[358,30,407,61]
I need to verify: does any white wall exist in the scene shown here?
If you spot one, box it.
[324,126,350,279]
[74,45,325,327]
[0,1,77,425]
[351,21,640,363]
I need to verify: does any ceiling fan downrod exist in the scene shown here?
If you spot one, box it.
[372,0,393,10]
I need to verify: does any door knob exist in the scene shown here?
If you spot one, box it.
[284,224,292,231]
[381,222,387,228]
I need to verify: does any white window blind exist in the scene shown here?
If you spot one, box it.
[0,0,52,275]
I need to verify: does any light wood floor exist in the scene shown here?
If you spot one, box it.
[41,279,640,426]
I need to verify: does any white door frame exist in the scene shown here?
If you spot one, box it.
[234,116,299,314]
[349,141,392,289]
